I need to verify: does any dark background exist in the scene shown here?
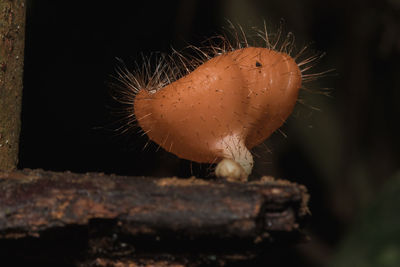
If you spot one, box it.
[19,0,400,266]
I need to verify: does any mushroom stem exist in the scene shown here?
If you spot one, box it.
[215,134,254,182]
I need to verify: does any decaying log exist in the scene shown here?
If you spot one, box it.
[0,169,309,266]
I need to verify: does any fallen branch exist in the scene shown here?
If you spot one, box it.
[0,169,309,266]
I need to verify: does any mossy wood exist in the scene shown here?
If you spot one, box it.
[0,0,26,170]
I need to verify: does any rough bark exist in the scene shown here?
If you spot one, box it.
[0,169,309,266]
[0,0,26,170]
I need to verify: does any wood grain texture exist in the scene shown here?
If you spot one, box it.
[0,0,26,170]
[0,169,309,266]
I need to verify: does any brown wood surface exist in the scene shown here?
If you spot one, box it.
[0,0,26,170]
[0,169,309,266]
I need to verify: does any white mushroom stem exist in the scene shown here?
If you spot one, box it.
[215,134,254,182]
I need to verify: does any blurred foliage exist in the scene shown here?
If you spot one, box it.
[331,171,400,267]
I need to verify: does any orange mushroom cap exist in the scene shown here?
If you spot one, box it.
[134,47,301,165]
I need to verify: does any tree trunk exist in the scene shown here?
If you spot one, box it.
[0,0,26,170]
